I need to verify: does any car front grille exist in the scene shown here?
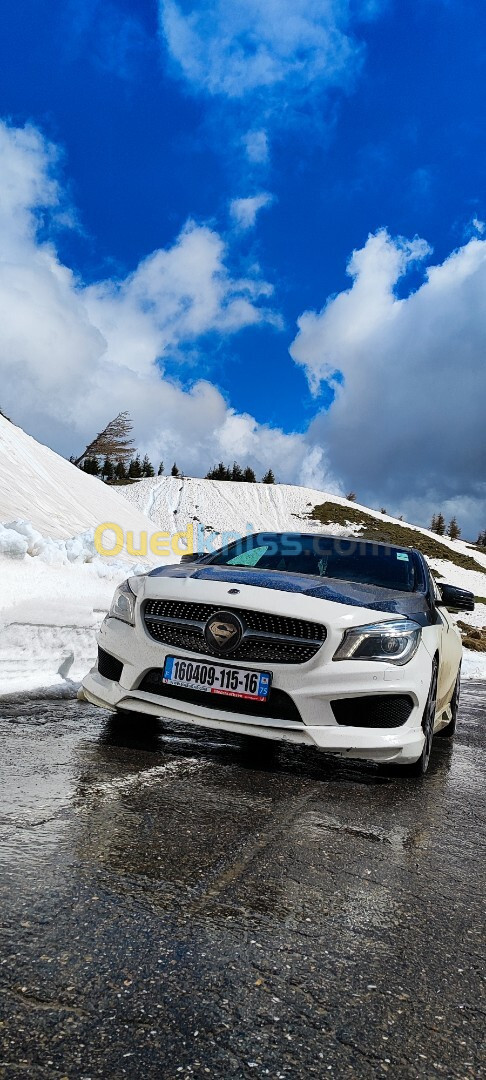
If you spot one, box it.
[331,695,414,728]
[97,647,123,682]
[138,669,302,723]
[143,599,326,664]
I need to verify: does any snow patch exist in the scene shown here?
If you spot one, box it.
[462,649,486,681]
[0,541,147,698]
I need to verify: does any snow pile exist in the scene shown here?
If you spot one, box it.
[0,414,157,545]
[0,519,147,573]
[0,544,147,697]
[0,518,152,696]
[462,649,486,680]
[0,415,160,695]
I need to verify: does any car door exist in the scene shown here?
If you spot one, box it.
[431,577,461,709]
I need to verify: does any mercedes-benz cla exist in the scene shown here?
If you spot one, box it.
[82,532,474,776]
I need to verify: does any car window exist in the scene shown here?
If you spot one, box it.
[209,535,417,592]
[227,545,270,567]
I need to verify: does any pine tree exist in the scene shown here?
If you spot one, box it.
[346,492,357,502]
[435,512,445,536]
[157,462,164,476]
[206,462,229,480]
[141,454,155,478]
[447,516,461,540]
[128,455,142,479]
[102,456,114,482]
[83,457,100,475]
[262,469,276,484]
[231,462,244,482]
[115,460,128,482]
[430,513,438,532]
[477,530,486,547]
[171,462,180,477]
[243,466,256,482]
[73,412,135,468]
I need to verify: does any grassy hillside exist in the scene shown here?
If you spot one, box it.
[310,501,485,575]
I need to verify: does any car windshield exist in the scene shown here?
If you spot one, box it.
[207,534,418,593]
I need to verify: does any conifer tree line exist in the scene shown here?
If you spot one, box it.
[71,413,277,486]
[78,453,159,482]
[429,512,462,540]
[205,462,276,483]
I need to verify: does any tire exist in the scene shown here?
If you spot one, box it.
[403,660,438,777]
[437,666,460,739]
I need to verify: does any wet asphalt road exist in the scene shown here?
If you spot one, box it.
[0,686,484,1080]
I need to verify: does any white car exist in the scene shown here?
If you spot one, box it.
[82,532,474,776]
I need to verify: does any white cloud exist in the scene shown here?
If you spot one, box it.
[230,192,274,230]
[242,129,269,165]
[160,0,366,102]
[290,228,486,531]
[0,120,339,494]
[291,229,431,393]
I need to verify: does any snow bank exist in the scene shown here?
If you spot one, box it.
[0,519,147,572]
[0,414,157,547]
[0,415,162,696]
[0,522,153,697]
[462,650,486,681]
[0,550,140,697]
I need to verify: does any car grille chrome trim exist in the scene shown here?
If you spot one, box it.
[143,599,326,664]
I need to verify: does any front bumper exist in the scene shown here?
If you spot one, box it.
[82,610,434,765]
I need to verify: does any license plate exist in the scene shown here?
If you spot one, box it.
[162,656,272,702]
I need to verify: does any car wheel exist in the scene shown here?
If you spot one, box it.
[437,666,460,739]
[404,660,438,777]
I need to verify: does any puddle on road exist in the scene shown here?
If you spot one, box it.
[0,695,484,906]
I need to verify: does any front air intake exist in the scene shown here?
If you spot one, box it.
[331,695,414,729]
[97,647,123,682]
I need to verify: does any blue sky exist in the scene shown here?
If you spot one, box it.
[0,0,485,534]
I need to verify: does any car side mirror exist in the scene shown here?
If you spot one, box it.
[437,583,475,612]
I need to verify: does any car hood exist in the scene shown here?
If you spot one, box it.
[146,564,431,622]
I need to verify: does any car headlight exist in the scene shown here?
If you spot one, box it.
[333,619,421,666]
[109,579,136,625]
